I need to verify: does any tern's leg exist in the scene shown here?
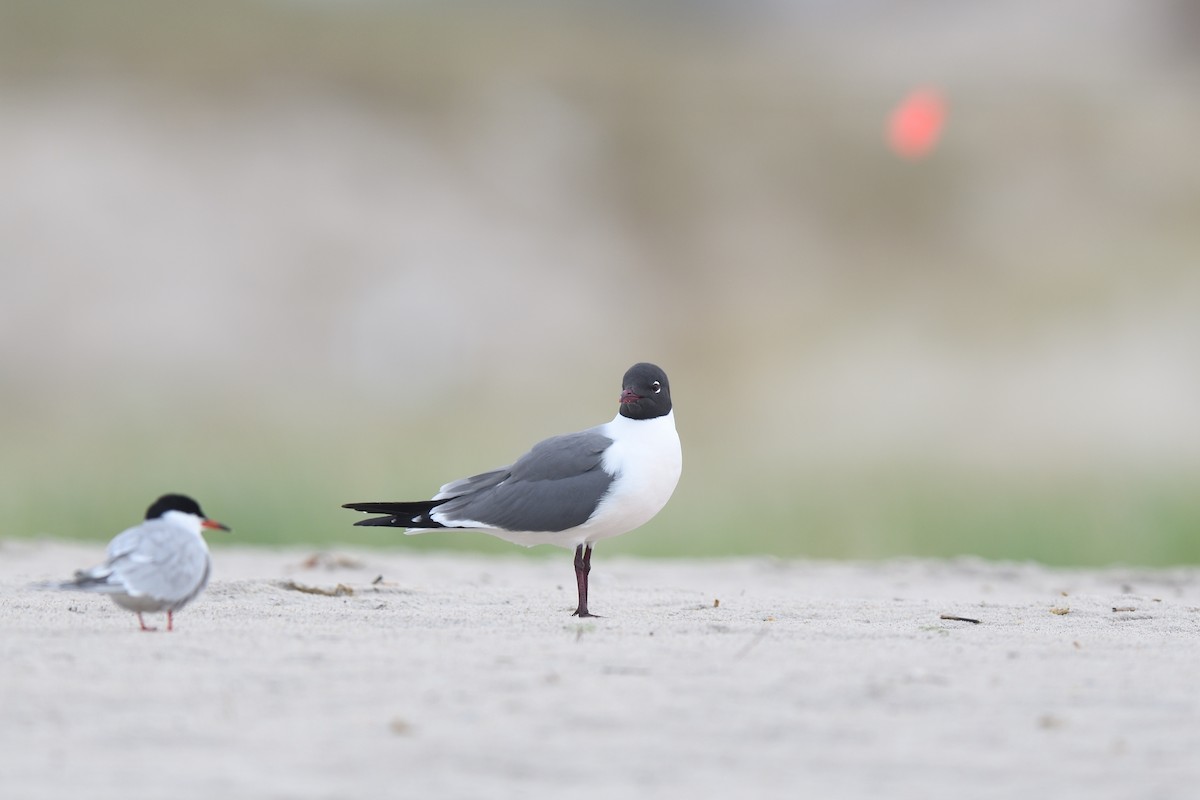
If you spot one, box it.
[167,611,174,632]
[137,613,157,632]
[572,544,599,618]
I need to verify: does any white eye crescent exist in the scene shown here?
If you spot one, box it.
[652,381,662,394]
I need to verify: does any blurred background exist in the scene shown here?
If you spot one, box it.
[2,0,1198,564]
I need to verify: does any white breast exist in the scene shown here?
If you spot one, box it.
[579,410,682,545]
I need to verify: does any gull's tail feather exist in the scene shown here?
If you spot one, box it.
[341,500,446,529]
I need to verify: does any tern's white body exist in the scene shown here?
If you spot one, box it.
[68,510,213,614]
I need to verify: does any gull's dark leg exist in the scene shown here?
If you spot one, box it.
[572,544,599,618]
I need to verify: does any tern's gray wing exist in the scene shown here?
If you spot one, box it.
[434,428,615,532]
[98,521,212,605]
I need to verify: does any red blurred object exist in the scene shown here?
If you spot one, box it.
[887,88,946,159]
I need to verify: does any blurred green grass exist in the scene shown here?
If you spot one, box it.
[3,416,1197,567]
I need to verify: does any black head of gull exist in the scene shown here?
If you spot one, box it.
[618,362,672,421]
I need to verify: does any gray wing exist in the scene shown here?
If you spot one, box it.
[100,522,212,604]
[434,427,615,532]
[433,468,510,501]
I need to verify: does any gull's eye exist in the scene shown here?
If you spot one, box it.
[652,381,662,394]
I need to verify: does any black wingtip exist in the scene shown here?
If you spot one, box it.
[342,502,403,514]
[352,516,408,527]
[342,499,444,528]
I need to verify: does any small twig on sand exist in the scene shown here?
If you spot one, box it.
[939,614,981,624]
[278,579,354,597]
[1112,606,1137,613]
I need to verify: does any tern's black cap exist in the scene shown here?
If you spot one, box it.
[145,494,206,520]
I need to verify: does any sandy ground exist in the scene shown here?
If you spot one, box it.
[1,540,1198,800]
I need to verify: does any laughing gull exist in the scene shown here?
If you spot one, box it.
[53,494,230,631]
[343,362,682,617]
